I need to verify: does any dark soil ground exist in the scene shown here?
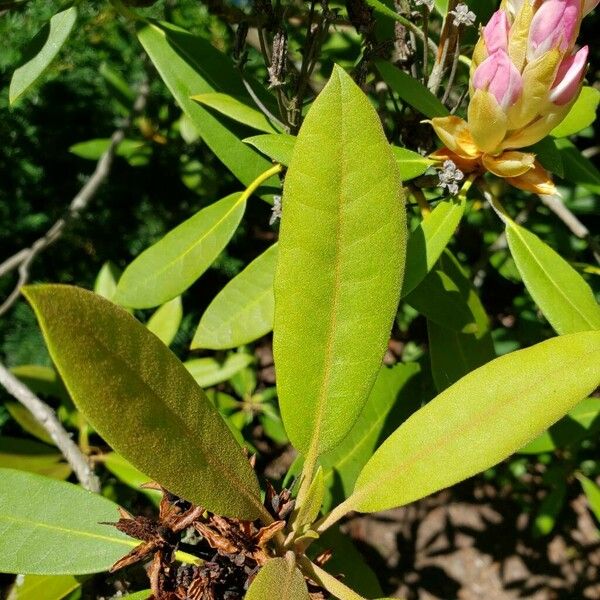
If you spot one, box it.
[343,481,600,600]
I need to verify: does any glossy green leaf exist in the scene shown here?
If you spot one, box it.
[532,484,566,537]
[245,133,431,181]
[552,87,600,138]
[192,244,277,349]
[0,437,70,480]
[5,402,55,445]
[115,193,245,309]
[0,468,137,574]
[9,7,77,105]
[273,65,406,456]
[184,353,254,388]
[319,363,421,509]
[8,574,81,600]
[376,60,449,118]
[24,285,263,519]
[147,296,183,346]
[349,331,600,513]
[192,92,279,133]
[137,21,277,192]
[519,397,600,454]
[391,146,434,181]
[578,474,600,523]
[104,453,161,504]
[244,133,295,165]
[246,555,310,600]
[401,198,466,297]
[506,222,600,334]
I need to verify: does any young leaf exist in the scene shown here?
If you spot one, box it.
[69,139,147,161]
[0,437,70,480]
[401,198,466,297]
[191,92,279,133]
[245,555,310,600]
[137,21,277,193]
[376,60,449,118]
[577,474,600,523]
[391,147,434,180]
[347,331,600,514]
[244,133,296,165]
[184,353,254,388]
[0,468,137,574]
[94,262,122,301]
[295,466,325,530]
[147,296,183,346]
[506,222,600,334]
[8,574,82,600]
[23,285,263,520]
[115,193,245,309]
[273,65,407,457]
[9,7,77,105]
[192,244,278,350]
[551,87,600,138]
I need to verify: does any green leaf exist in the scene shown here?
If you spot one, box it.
[8,574,81,600]
[376,60,449,118]
[532,484,566,537]
[552,87,600,138]
[391,147,434,181]
[120,592,151,600]
[94,262,121,302]
[245,134,432,181]
[5,402,55,445]
[192,244,277,350]
[10,364,68,401]
[137,21,277,193]
[0,468,137,574]
[147,296,183,346]
[24,285,263,520]
[527,137,564,178]
[348,331,600,513]
[401,198,466,297]
[115,193,245,309]
[506,222,600,334]
[244,133,296,165]
[184,352,254,388]
[319,363,421,509]
[273,65,407,457]
[103,453,162,505]
[9,7,77,105]
[69,139,148,162]
[245,555,310,600]
[519,397,600,454]
[556,138,600,194]
[0,437,70,480]
[578,474,600,523]
[295,467,324,530]
[192,92,279,133]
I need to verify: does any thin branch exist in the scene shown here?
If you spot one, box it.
[0,362,100,492]
[0,83,149,317]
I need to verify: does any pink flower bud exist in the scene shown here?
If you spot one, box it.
[528,0,581,60]
[583,0,600,15]
[549,45,589,105]
[473,50,523,110]
[484,10,510,54]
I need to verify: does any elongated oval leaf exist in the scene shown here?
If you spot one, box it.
[401,198,465,297]
[192,92,279,133]
[9,574,82,600]
[184,353,254,388]
[115,193,245,309]
[147,296,183,346]
[273,65,406,456]
[391,147,434,180]
[578,474,600,523]
[137,21,277,193]
[9,7,77,105]
[104,453,161,504]
[23,285,263,520]
[551,87,600,138]
[192,244,278,349]
[0,437,70,480]
[246,555,310,600]
[506,222,600,334]
[0,468,137,574]
[349,331,600,513]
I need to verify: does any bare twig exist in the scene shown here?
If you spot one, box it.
[0,83,149,317]
[0,362,100,492]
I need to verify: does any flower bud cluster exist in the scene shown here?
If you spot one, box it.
[429,0,597,195]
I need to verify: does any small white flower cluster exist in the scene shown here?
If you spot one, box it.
[449,3,476,26]
[414,0,434,10]
[438,160,464,195]
[269,195,282,225]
